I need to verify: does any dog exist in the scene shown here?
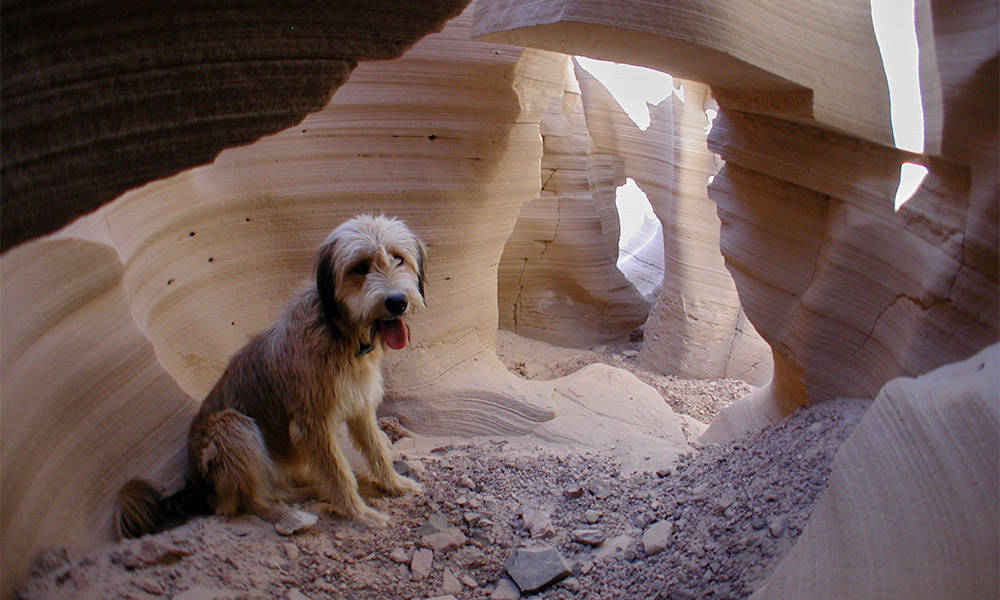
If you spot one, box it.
[117,214,426,537]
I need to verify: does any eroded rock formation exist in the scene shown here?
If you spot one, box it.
[575,69,772,384]
[1,234,195,594]
[497,59,650,347]
[752,344,999,599]
[1,0,472,251]
[496,53,773,380]
[2,0,996,596]
[471,0,998,595]
[1,9,689,592]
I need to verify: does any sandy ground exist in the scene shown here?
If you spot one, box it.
[17,333,869,600]
[494,332,752,424]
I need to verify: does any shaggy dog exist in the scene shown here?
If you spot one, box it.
[117,214,426,537]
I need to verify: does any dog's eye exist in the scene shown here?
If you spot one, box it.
[392,254,404,266]
[352,262,370,275]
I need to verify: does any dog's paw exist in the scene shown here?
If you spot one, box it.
[353,505,390,528]
[380,474,423,497]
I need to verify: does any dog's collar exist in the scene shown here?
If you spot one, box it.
[356,342,373,357]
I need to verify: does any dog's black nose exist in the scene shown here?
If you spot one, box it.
[385,294,408,316]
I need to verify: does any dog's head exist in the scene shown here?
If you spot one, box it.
[314,214,426,350]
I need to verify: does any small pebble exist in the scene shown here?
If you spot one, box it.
[410,548,434,580]
[389,547,409,563]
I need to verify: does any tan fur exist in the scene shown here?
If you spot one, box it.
[187,214,426,527]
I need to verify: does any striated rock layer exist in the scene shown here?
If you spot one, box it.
[1,0,471,250]
[574,66,772,384]
[1,9,688,592]
[472,0,997,429]
[497,59,650,347]
[1,234,196,595]
[472,0,998,597]
[752,345,999,600]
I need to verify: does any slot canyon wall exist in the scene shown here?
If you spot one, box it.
[496,61,651,348]
[495,54,774,385]
[2,0,997,597]
[472,0,998,596]
[2,5,690,592]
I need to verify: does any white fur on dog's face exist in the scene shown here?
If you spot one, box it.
[318,214,426,328]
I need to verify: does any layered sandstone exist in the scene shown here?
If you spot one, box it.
[753,345,999,599]
[574,67,772,384]
[471,0,998,596]
[497,60,650,347]
[1,9,692,592]
[1,234,195,594]
[472,0,997,430]
[2,0,996,597]
[1,0,471,250]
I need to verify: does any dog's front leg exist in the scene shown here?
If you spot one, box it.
[347,410,423,496]
[290,416,388,527]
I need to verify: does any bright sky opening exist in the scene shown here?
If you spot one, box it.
[575,56,676,130]
[870,0,928,210]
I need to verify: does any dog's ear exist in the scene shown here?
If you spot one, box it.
[315,240,345,335]
[416,239,428,302]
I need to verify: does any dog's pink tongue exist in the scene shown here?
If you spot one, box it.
[382,319,408,350]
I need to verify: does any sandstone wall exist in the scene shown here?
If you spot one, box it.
[1,0,471,251]
[2,234,196,595]
[1,8,692,592]
[3,0,996,596]
[471,0,998,595]
[496,49,773,381]
[497,60,650,347]
[753,344,999,599]
[472,0,997,430]
[573,67,772,384]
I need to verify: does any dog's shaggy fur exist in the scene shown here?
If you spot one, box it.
[117,214,426,537]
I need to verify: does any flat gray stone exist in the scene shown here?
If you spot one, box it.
[520,507,552,537]
[571,528,606,546]
[768,516,787,538]
[453,546,487,568]
[642,520,674,556]
[388,547,409,563]
[420,528,467,552]
[583,509,602,524]
[441,568,463,594]
[490,577,521,600]
[504,546,571,594]
[587,478,612,499]
[410,548,434,580]
[416,512,452,536]
[595,534,634,561]
[122,539,191,569]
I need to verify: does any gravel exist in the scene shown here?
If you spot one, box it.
[18,397,865,600]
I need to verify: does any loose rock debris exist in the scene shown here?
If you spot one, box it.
[18,399,865,600]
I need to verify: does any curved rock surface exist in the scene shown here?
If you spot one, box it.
[752,344,999,600]
[2,0,996,597]
[102,10,568,412]
[472,0,893,145]
[703,0,997,438]
[472,1,998,597]
[497,59,650,347]
[1,234,196,594]
[1,0,471,251]
[574,67,772,384]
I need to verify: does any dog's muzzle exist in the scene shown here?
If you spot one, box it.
[373,294,409,350]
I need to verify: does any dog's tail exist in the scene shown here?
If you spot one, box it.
[115,478,211,538]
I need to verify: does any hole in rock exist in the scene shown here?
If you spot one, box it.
[575,56,677,130]
[615,178,664,302]
[870,0,927,210]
